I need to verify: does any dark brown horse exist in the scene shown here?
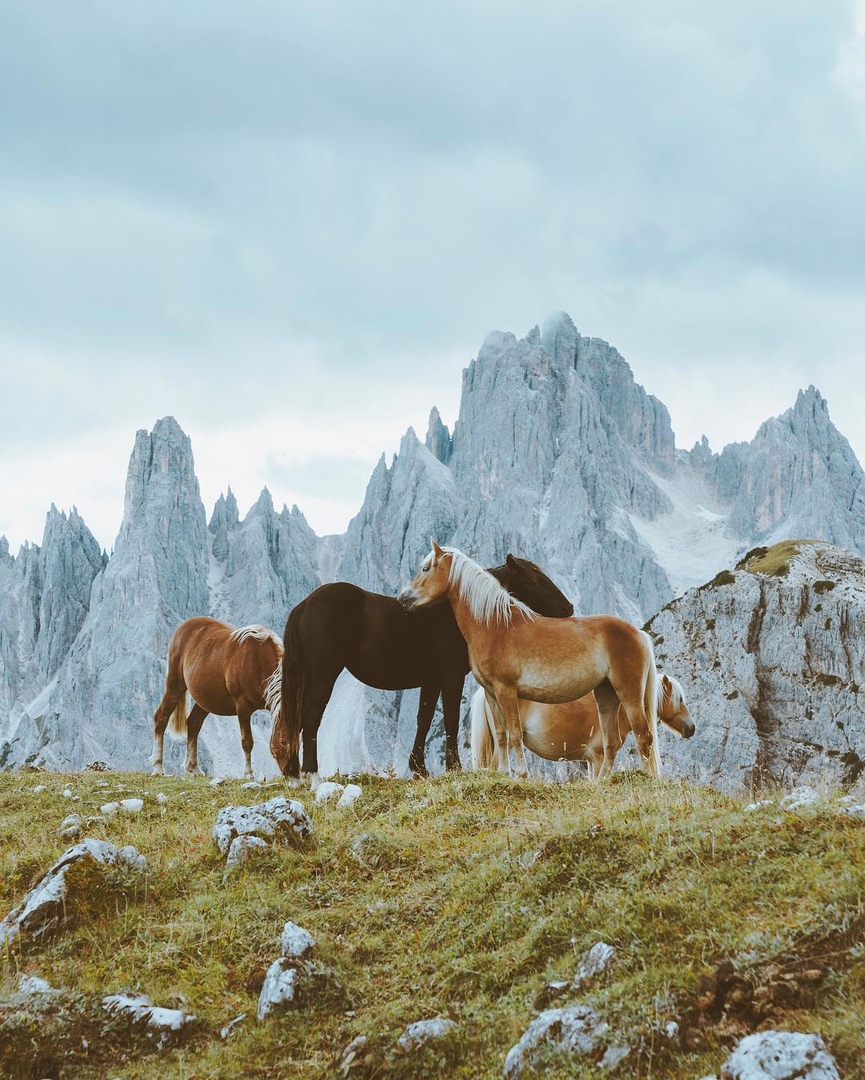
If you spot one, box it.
[270,555,573,780]
[152,617,283,779]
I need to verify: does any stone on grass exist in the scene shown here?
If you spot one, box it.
[337,784,363,807]
[504,1005,610,1078]
[60,814,83,841]
[0,839,146,947]
[720,1030,841,1080]
[103,992,198,1048]
[213,796,312,860]
[257,958,300,1020]
[315,781,344,803]
[573,941,616,989]
[225,834,269,872]
[780,787,822,811]
[280,921,315,959]
[398,1017,458,1052]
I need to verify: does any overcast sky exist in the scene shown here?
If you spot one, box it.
[2,1,864,553]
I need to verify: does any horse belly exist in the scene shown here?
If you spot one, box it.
[517,666,600,705]
[520,699,597,762]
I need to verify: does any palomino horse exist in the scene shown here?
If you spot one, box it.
[270,555,573,781]
[398,541,662,779]
[470,673,694,777]
[152,617,283,779]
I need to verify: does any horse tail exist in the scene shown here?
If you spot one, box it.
[270,604,306,773]
[470,687,497,768]
[167,693,190,738]
[640,630,662,776]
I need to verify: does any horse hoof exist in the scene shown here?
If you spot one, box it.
[445,755,462,772]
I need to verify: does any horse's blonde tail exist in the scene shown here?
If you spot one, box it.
[263,653,283,725]
[640,630,662,776]
[470,687,497,768]
[167,693,190,737]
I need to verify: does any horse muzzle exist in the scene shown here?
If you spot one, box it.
[397,587,418,611]
[681,719,696,739]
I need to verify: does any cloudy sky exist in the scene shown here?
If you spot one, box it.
[2,1,864,552]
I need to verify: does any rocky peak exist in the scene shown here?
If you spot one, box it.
[425,407,452,465]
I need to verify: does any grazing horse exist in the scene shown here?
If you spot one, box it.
[152,617,283,779]
[398,541,661,779]
[270,555,573,781]
[471,673,694,777]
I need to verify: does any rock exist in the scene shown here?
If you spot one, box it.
[219,1012,247,1039]
[59,814,83,840]
[0,839,146,946]
[337,783,363,807]
[225,835,269,872]
[339,1034,369,1073]
[257,958,299,1020]
[572,941,617,989]
[213,796,312,859]
[102,991,198,1047]
[504,1005,610,1078]
[397,1017,458,1052]
[719,1030,841,1079]
[315,781,345,803]
[280,921,315,960]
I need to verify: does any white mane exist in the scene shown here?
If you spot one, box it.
[230,624,283,652]
[263,664,283,720]
[440,547,537,627]
[662,674,686,710]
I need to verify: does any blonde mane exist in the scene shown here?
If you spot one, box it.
[442,547,537,627]
[230,624,283,652]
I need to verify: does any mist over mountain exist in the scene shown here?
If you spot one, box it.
[2,312,864,787]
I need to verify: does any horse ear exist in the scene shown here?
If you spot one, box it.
[506,553,516,568]
[431,538,445,559]
[662,674,671,689]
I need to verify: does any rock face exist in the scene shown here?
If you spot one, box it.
[2,311,865,782]
[647,542,865,795]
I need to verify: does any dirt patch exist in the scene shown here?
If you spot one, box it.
[679,916,865,1051]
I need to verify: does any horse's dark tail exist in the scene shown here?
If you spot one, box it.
[270,604,307,775]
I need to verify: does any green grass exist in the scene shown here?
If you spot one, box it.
[736,539,817,577]
[1,770,864,1078]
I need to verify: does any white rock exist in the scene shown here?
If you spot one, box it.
[398,1017,458,1052]
[18,974,56,995]
[573,941,616,988]
[720,1030,840,1079]
[225,835,269,872]
[337,784,363,808]
[156,793,169,804]
[119,798,144,812]
[780,787,822,811]
[315,781,345,803]
[103,992,197,1035]
[257,959,299,1021]
[280,921,315,959]
[100,801,121,815]
[504,1005,610,1078]
[31,785,47,794]
[62,788,73,798]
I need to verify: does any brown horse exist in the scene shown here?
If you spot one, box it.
[152,617,283,779]
[398,541,661,779]
[471,673,694,777]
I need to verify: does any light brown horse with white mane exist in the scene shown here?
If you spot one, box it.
[471,673,694,777]
[398,541,661,779]
[151,617,283,779]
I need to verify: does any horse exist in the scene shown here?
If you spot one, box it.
[269,554,573,781]
[152,617,283,780]
[398,540,661,780]
[470,673,694,777]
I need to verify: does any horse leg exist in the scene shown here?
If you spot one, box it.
[593,682,622,780]
[617,692,658,777]
[152,671,186,775]
[490,684,528,779]
[236,700,255,780]
[299,677,338,789]
[184,704,208,775]
[484,691,509,773]
[408,685,439,778]
[441,678,463,772]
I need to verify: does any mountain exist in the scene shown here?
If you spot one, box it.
[2,312,864,784]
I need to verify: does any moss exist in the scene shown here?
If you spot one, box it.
[813,580,837,594]
[701,569,736,590]
[740,539,816,577]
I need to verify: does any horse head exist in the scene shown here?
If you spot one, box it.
[660,674,695,738]
[495,554,574,618]
[397,539,453,611]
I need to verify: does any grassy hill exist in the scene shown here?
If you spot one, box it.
[1,769,864,1078]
